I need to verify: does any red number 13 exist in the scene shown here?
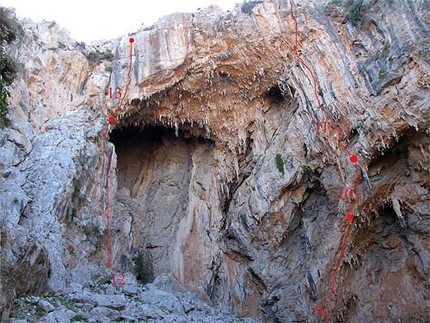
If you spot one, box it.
[109,87,122,99]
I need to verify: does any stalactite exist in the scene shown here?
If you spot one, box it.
[174,121,179,137]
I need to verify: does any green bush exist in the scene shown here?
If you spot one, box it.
[0,76,10,127]
[326,0,368,25]
[0,7,21,127]
[241,0,260,14]
[34,304,45,318]
[301,165,312,173]
[86,51,101,63]
[96,274,112,286]
[86,49,114,64]
[71,314,88,322]
[0,8,23,44]
[347,0,364,26]
[67,203,77,222]
[275,154,285,176]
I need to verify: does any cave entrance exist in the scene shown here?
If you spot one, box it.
[109,126,168,196]
[108,124,213,280]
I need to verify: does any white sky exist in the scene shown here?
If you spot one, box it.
[1,0,240,43]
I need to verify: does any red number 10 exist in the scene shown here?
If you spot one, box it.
[339,187,356,201]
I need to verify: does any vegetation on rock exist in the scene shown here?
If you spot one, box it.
[86,49,114,64]
[346,0,365,26]
[0,7,21,127]
[326,0,367,26]
[71,314,88,322]
[275,154,285,176]
[301,165,312,173]
[240,0,261,14]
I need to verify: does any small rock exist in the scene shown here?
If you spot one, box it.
[26,296,40,304]
[82,303,94,312]
[1,166,11,178]
[383,235,402,250]
[73,310,91,321]
[90,306,121,321]
[241,318,261,323]
[178,293,196,314]
[93,294,127,310]
[119,315,138,322]
[152,274,173,292]
[123,284,140,296]
[123,272,139,286]
[8,128,30,151]
[69,290,96,305]
[69,282,84,294]
[153,274,187,293]
[104,284,116,295]
[133,304,165,320]
[39,309,76,323]
[162,314,188,323]
[38,299,55,313]
[119,273,138,287]
[179,292,213,314]
[139,289,185,315]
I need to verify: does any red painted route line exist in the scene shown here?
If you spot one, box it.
[289,2,361,321]
[102,37,134,269]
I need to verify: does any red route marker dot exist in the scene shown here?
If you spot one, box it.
[346,213,354,222]
[108,116,115,123]
[350,154,358,163]
[129,37,134,43]
[315,304,324,316]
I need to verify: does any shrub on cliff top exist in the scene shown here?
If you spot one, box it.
[0,7,23,44]
[86,49,114,64]
[241,0,261,14]
[0,7,21,127]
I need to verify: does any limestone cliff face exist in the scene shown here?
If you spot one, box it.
[1,0,429,322]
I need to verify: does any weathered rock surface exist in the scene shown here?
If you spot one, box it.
[1,0,429,322]
[9,274,259,323]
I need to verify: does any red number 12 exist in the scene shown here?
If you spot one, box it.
[112,273,125,285]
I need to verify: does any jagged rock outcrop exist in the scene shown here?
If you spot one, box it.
[1,0,429,322]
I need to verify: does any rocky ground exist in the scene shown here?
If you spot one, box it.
[9,274,259,323]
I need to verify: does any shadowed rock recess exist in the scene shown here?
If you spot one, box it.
[1,0,429,322]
